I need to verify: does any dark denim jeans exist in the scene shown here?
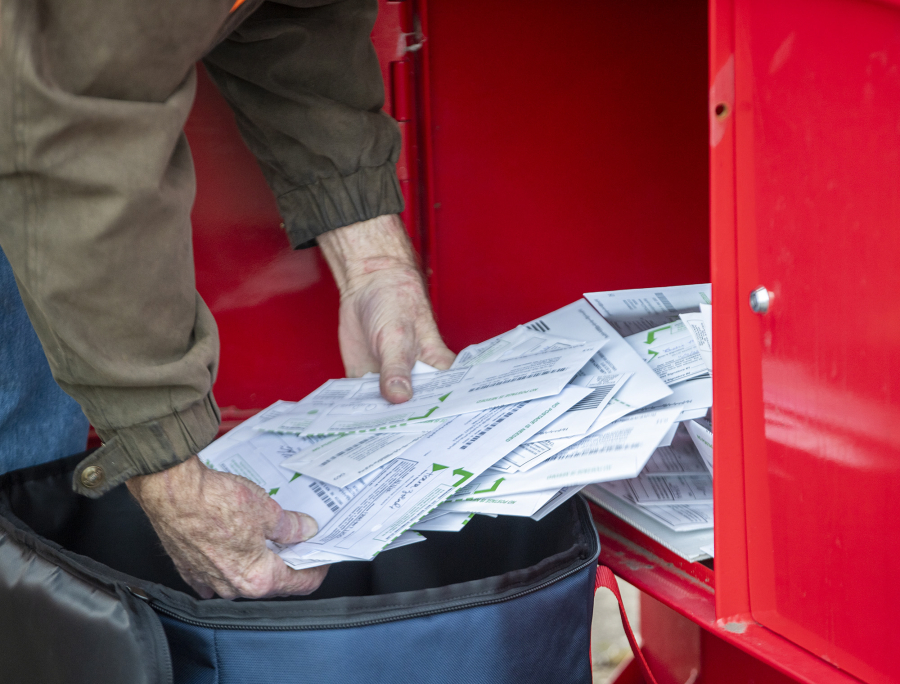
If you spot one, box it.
[0,248,88,474]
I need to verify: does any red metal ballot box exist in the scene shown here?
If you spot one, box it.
[184,1,900,682]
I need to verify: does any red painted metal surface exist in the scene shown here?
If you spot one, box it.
[610,658,644,684]
[708,0,752,623]
[592,504,863,684]
[420,0,711,352]
[732,1,900,681]
[700,632,803,684]
[374,1,424,255]
[640,593,702,684]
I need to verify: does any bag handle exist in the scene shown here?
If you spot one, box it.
[594,565,659,684]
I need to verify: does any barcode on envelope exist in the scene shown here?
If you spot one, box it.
[569,383,616,411]
[459,404,525,450]
[309,481,340,512]
[580,442,643,455]
[468,367,567,392]
[655,292,676,313]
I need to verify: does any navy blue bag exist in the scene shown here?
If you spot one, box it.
[0,453,599,684]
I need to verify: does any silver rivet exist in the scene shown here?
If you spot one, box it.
[749,287,772,314]
[80,465,104,488]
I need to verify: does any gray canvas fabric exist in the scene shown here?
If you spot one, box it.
[0,0,403,497]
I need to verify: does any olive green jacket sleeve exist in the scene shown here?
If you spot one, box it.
[204,0,404,249]
[0,0,401,497]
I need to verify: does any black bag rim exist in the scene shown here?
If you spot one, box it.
[0,453,600,630]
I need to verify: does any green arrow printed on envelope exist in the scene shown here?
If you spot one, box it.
[645,326,671,344]
[452,468,473,487]
[409,406,440,421]
[474,477,505,494]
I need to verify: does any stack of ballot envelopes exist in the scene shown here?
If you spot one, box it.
[200,285,716,567]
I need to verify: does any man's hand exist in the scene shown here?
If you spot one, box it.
[318,214,455,402]
[127,456,326,599]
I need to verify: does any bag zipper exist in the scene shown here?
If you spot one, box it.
[130,551,597,632]
[138,594,176,684]
[131,497,599,632]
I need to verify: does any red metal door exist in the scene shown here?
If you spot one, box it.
[733,1,900,681]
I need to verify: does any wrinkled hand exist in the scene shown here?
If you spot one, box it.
[318,214,455,401]
[127,455,326,599]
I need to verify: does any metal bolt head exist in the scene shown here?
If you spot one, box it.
[80,465,104,488]
[749,287,772,314]
[128,586,150,601]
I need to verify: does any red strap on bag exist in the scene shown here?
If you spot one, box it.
[594,565,659,684]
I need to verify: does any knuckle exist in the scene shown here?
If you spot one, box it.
[265,497,286,524]
[234,580,271,599]
[291,567,329,596]
[232,568,277,599]
[228,482,261,511]
[271,510,299,541]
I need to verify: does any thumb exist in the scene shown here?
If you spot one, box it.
[378,329,416,404]
[267,508,319,545]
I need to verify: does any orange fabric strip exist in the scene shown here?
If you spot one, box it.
[230,0,247,12]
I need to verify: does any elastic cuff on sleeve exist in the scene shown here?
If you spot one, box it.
[279,162,405,249]
[72,393,221,498]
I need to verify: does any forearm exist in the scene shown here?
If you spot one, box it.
[317,214,421,295]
